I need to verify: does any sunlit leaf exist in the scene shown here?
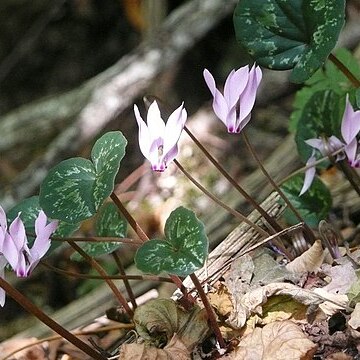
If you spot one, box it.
[135,207,208,276]
[39,131,127,224]
[234,0,345,83]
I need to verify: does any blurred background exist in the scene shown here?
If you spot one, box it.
[0,0,359,341]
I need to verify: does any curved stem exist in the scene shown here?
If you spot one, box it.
[110,192,193,306]
[52,235,142,246]
[189,273,226,349]
[112,250,137,309]
[0,277,106,360]
[174,159,269,237]
[329,53,360,88]
[68,240,134,317]
[185,126,283,232]
[242,131,315,242]
[41,261,173,282]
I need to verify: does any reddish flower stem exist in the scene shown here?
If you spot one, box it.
[0,277,106,360]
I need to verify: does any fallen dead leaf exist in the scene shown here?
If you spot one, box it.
[313,288,348,316]
[321,262,357,294]
[229,282,322,328]
[118,334,190,360]
[286,240,324,274]
[226,321,317,360]
[348,303,360,330]
[208,283,233,318]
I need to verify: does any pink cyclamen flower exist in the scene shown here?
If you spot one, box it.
[341,96,360,167]
[134,100,187,171]
[203,64,262,133]
[300,97,360,195]
[1,208,58,279]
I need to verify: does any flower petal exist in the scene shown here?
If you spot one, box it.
[203,69,228,125]
[134,104,151,161]
[223,66,249,108]
[0,256,7,307]
[163,103,187,158]
[344,137,358,166]
[29,210,57,273]
[237,64,262,125]
[299,152,317,196]
[341,96,360,144]
[147,101,166,144]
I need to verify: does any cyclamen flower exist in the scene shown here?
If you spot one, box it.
[203,64,262,133]
[0,207,58,306]
[300,97,360,195]
[134,101,187,171]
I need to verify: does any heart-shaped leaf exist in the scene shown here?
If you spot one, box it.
[39,131,127,224]
[233,0,345,83]
[72,203,127,259]
[295,90,343,163]
[134,207,208,277]
[280,174,332,227]
[7,196,78,252]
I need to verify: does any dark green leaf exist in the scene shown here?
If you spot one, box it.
[280,174,332,227]
[39,131,127,224]
[134,207,208,277]
[73,203,127,259]
[295,90,342,162]
[290,48,359,131]
[233,0,345,83]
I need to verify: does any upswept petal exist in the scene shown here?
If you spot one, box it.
[203,69,228,125]
[341,96,360,144]
[300,152,317,196]
[344,138,358,166]
[147,101,166,144]
[223,66,249,108]
[305,138,327,155]
[134,104,151,161]
[30,211,57,266]
[237,64,262,127]
[163,102,187,157]
[0,255,7,307]
[0,206,6,232]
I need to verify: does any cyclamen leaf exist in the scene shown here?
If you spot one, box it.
[280,174,332,227]
[295,90,342,163]
[39,131,127,224]
[233,0,345,83]
[72,203,127,259]
[135,207,208,277]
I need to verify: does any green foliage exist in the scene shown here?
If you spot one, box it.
[134,207,208,277]
[233,0,345,83]
[72,203,127,260]
[295,90,343,162]
[39,131,127,224]
[280,174,332,227]
[290,48,360,131]
[7,196,78,251]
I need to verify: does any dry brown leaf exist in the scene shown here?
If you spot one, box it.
[312,288,348,315]
[227,321,317,360]
[118,334,190,360]
[348,303,360,330]
[208,283,233,318]
[286,240,324,274]
[321,262,357,294]
[229,282,322,328]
